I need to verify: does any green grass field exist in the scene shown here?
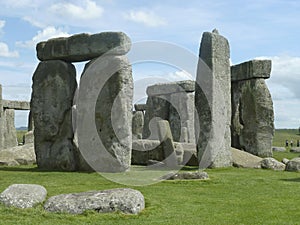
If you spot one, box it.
[1,129,298,225]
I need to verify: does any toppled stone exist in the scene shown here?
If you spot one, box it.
[285,157,300,172]
[146,80,195,96]
[272,146,286,152]
[290,147,300,153]
[282,158,289,165]
[44,188,144,214]
[0,143,35,166]
[195,30,232,168]
[231,60,272,81]
[0,184,47,208]
[37,32,131,62]
[160,171,209,180]
[231,147,262,168]
[261,157,286,171]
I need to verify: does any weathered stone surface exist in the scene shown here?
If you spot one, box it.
[285,157,300,172]
[2,100,30,110]
[0,109,17,150]
[132,111,144,140]
[231,60,272,81]
[44,188,144,214]
[134,104,147,111]
[37,32,131,62]
[195,30,232,168]
[231,79,274,157]
[0,143,35,166]
[0,184,47,208]
[290,147,300,153]
[157,120,178,168]
[231,147,262,168]
[146,80,195,96]
[77,55,133,172]
[272,146,286,152]
[261,157,285,171]
[31,60,78,171]
[282,158,290,165]
[24,131,34,144]
[160,171,208,180]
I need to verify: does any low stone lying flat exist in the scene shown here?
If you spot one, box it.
[231,60,271,81]
[290,147,300,153]
[0,143,36,166]
[44,188,145,214]
[261,157,286,171]
[146,80,195,96]
[272,146,286,152]
[231,147,262,168]
[0,184,47,208]
[37,32,131,62]
[285,157,300,172]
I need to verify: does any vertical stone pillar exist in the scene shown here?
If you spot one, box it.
[195,30,232,168]
[31,60,78,171]
[132,111,144,139]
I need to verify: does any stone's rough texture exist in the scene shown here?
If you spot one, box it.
[0,143,35,166]
[44,188,144,214]
[161,171,209,180]
[231,147,262,168]
[157,120,178,168]
[134,104,147,111]
[285,158,300,172]
[78,55,133,172]
[231,79,274,157]
[24,131,34,144]
[2,100,30,110]
[261,157,286,171]
[290,147,300,153]
[231,60,272,81]
[282,158,290,165]
[272,146,286,152]
[0,109,17,150]
[195,31,232,168]
[146,80,195,96]
[132,111,144,139]
[37,32,131,62]
[31,60,78,171]
[0,184,47,208]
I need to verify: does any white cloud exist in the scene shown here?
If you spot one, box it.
[17,26,70,48]
[124,10,167,27]
[0,42,19,57]
[0,20,5,29]
[49,0,103,20]
[168,70,193,81]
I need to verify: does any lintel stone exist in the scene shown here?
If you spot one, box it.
[146,80,195,96]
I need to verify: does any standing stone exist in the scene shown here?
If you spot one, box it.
[231,60,274,157]
[195,30,232,168]
[77,55,133,172]
[0,109,17,150]
[31,60,78,171]
[132,111,144,139]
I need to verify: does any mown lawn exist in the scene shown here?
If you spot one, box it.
[0,166,300,225]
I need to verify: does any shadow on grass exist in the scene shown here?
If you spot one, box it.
[281,177,300,182]
[0,166,95,174]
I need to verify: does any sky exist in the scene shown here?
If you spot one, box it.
[0,0,299,128]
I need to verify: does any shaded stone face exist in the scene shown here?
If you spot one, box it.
[31,60,78,171]
[195,31,232,168]
[132,111,144,139]
[0,109,17,150]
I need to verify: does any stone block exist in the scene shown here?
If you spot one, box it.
[146,80,195,96]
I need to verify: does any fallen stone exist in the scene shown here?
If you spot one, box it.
[161,171,209,180]
[231,147,262,168]
[290,147,300,153]
[272,146,286,152]
[37,32,131,62]
[0,143,36,166]
[231,60,272,81]
[282,158,289,165]
[286,157,300,172]
[0,184,47,208]
[261,157,285,171]
[44,188,144,214]
[146,80,195,96]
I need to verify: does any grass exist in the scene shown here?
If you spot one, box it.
[1,166,300,225]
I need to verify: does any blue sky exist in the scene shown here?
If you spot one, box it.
[0,0,299,128]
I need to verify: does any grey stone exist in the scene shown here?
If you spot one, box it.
[181,143,198,166]
[231,79,274,157]
[31,60,78,171]
[282,158,290,165]
[132,111,144,140]
[134,104,147,111]
[0,143,36,166]
[78,55,133,172]
[231,147,262,168]
[290,147,300,153]
[37,32,131,62]
[272,146,286,152]
[0,109,18,150]
[195,31,232,168]
[44,188,144,214]
[2,100,30,110]
[146,80,195,96]
[161,171,209,180]
[261,157,286,171]
[157,120,178,168]
[24,131,34,144]
[286,157,300,172]
[231,60,272,81]
[0,184,47,208]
